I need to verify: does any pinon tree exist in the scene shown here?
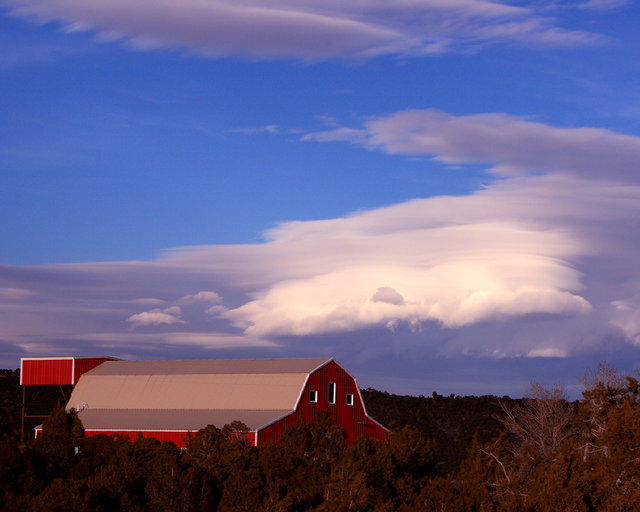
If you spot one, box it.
[577,364,640,509]
[318,426,435,512]
[218,412,347,511]
[182,421,253,512]
[33,405,84,482]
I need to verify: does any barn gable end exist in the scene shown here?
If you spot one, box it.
[257,359,388,444]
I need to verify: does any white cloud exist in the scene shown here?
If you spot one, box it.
[304,109,640,181]
[371,287,405,306]
[6,0,602,60]
[610,294,640,345]
[157,332,277,349]
[580,0,629,10]
[226,125,280,135]
[177,291,223,305]
[125,292,224,328]
[275,111,640,356]
[127,306,184,327]
[131,298,167,307]
[77,331,276,349]
[205,305,229,316]
[0,287,34,298]
[526,347,567,358]
[220,194,595,337]
[3,109,640,367]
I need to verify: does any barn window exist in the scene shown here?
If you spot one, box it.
[328,382,336,404]
[346,393,354,406]
[309,390,317,402]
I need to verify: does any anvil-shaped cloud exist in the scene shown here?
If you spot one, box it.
[220,216,591,336]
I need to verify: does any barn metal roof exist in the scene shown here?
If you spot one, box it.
[86,358,331,376]
[77,408,292,431]
[66,358,332,430]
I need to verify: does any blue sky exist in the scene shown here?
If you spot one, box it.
[2,0,640,397]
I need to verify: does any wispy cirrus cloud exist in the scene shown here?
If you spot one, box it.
[226,125,280,135]
[5,0,603,60]
[579,0,630,11]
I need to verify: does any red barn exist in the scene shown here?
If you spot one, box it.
[20,356,116,385]
[62,357,388,447]
[20,356,118,432]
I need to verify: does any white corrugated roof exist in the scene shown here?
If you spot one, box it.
[67,357,331,415]
[86,358,330,376]
[77,408,292,431]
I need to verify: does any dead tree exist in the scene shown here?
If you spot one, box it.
[500,382,575,458]
[580,363,633,462]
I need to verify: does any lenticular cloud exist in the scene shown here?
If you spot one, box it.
[7,0,601,60]
[304,109,640,182]
[200,111,640,350]
[172,170,639,359]
[214,178,592,337]
[3,110,640,362]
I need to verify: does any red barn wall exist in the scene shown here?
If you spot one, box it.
[83,430,190,446]
[21,358,74,385]
[73,358,113,384]
[21,357,114,385]
[257,360,387,445]
[80,429,256,448]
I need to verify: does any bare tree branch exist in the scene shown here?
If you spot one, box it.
[499,382,575,458]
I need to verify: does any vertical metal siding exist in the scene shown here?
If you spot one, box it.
[20,358,74,385]
[20,357,113,385]
[258,361,388,445]
[73,358,112,383]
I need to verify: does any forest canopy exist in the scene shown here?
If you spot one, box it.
[1,365,640,511]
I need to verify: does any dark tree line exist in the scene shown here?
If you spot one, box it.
[361,388,514,474]
[2,365,640,510]
[1,409,434,511]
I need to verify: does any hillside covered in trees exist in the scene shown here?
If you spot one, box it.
[1,365,640,511]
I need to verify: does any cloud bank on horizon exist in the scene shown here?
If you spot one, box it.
[5,0,604,60]
[2,0,639,396]
[2,110,640,365]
